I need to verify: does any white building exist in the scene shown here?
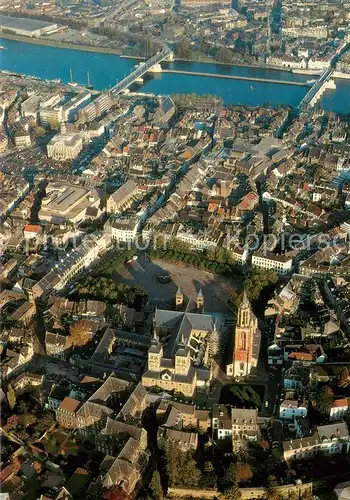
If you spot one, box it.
[283,423,350,462]
[32,231,111,298]
[212,405,232,440]
[0,15,59,38]
[38,182,103,225]
[330,399,349,422]
[61,92,91,122]
[176,227,219,250]
[308,57,330,71]
[282,26,328,39]
[47,132,83,160]
[105,217,139,243]
[252,251,293,275]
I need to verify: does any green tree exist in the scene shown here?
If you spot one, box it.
[176,39,192,59]
[7,384,16,410]
[18,400,28,414]
[47,118,60,131]
[34,125,45,137]
[19,413,37,428]
[201,460,216,488]
[222,463,237,489]
[217,46,233,63]
[316,385,334,414]
[164,444,201,487]
[150,469,163,500]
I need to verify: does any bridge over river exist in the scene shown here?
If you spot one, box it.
[298,67,334,110]
[110,46,173,96]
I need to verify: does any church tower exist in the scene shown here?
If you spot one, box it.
[227,291,261,378]
[148,331,163,372]
[196,289,204,311]
[175,287,184,308]
[175,334,191,376]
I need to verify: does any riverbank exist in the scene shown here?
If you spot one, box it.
[0,32,320,77]
[172,57,320,75]
[333,71,350,80]
[162,69,309,86]
[0,32,125,55]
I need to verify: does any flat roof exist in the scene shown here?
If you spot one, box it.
[0,15,57,32]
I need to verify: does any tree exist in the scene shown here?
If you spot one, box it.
[150,469,163,500]
[34,125,45,137]
[68,320,91,347]
[176,39,192,59]
[164,444,201,487]
[222,463,237,489]
[316,385,334,414]
[217,46,233,63]
[103,486,130,500]
[47,118,60,131]
[18,400,28,414]
[235,462,253,483]
[20,413,37,428]
[268,474,278,487]
[201,461,216,488]
[7,384,16,410]
[336,367,349,388]
[35,412,55,433]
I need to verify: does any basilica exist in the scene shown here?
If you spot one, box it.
[142,288,221,397]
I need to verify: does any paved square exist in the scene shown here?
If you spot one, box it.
[114,253,239,314]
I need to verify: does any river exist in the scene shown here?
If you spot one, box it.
[0,37,349,113]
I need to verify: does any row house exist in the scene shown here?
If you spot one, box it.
[32,231,111,298]
[283,423,350,462]
[252,250,294,275]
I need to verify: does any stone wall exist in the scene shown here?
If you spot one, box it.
[167,487,219,498]
[167,482,313,499]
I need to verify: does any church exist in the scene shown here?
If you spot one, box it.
[142,288,221,397]
[226,292,261,378]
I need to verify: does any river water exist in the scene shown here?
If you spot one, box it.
[0,37,349,113]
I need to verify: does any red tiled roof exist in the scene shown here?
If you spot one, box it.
[332,399,348,408]
[58,397,81,413]
[288,352,314,361]
[24,224,40,233]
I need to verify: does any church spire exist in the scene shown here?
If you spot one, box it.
[237,290,252,328]
[196,288,204,310]
[151,328,159,345]
[242,289,249,307]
